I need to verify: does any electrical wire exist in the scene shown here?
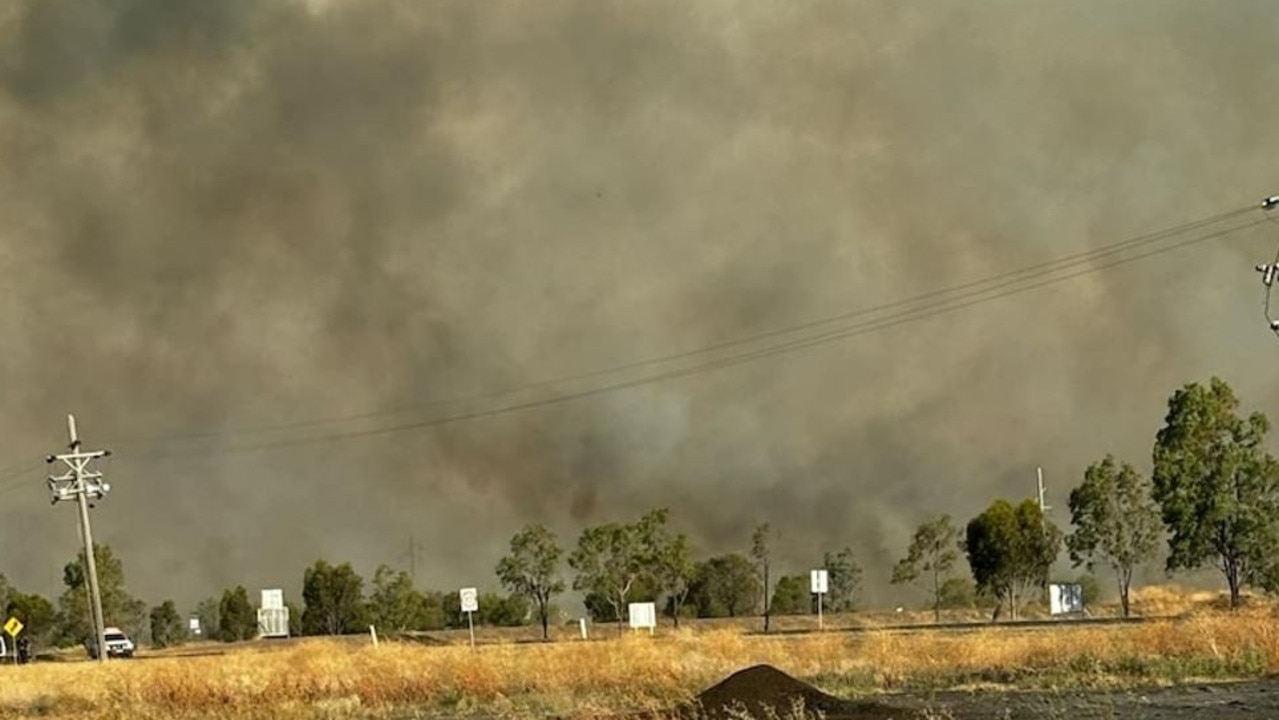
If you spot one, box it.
[117,214,1268,462]
[0,462,46,500]
[114,204,1258,449]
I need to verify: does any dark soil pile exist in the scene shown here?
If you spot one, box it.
[684,665,913,720]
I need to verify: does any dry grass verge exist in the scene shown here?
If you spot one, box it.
[2,602,1277,719]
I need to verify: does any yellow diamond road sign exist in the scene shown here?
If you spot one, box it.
[4,617,22,637]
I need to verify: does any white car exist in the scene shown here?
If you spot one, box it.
[87,627,135,659]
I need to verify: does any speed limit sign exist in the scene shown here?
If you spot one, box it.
[459,587,478,613]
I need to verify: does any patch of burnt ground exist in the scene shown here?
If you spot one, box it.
[681,665,913,720]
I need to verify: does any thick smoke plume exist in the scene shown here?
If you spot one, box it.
[2,0,1278,608]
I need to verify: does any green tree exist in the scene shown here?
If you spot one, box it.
[1066,455,1162,617]
[194,597,221,640]
[483,592,530,627]
[569,510,667,630]
[367,564,423,632]
[441,590,529,627]
[301,560,367,635]
[441,590,464,628]
[414,591,447,630]
[495,524,565,640]
[285,601,303,637]
[964,499,1061,620]
[891,515,960,622]
[688,554,760,618]
[936,577,977,609]
[822,547,863,613]
[1076,573,1102,607]
[653,528,695,628]
[55,543,146,644]
[149,600,185,648]
[769,574,809,615]
[751,523,774,631]
[6,591,56,647]
[218,586,257,642]
[1152,378,1279,608]
[582,573,661,624]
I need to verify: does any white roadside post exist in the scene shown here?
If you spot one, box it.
[811,569,829,631]
[460,587,478,649]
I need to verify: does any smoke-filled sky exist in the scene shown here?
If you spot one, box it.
[2,0,1278,612]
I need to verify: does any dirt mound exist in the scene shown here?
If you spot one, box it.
[686,665,911,720]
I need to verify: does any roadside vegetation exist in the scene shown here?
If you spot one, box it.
[2,589,1278,720]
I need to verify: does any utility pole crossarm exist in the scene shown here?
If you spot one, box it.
[46,449,111,504]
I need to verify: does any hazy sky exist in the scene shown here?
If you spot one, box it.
[2,0,1277,612]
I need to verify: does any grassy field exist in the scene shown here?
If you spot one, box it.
[1,588,1275,720]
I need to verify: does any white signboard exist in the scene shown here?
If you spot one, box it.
[460,587,479,613]
[188,617,201,635]
[1049,583,1084,615]
[810,569,829,595]
[261,589,285,610]
[628,602,657,631]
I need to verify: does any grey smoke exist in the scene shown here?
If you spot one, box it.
[1,0,1278,610]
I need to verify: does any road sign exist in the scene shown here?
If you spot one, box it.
[4,617,23,637]
[810,570,829,631]
[459,587,478,613]
[1049,583,1084,615]
[628,602,656,633]
[459,587,479,648]
[261,589,284,610]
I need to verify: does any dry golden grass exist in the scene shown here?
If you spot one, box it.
[3,594,1278,720]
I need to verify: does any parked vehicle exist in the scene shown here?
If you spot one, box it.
[86,627,135,659]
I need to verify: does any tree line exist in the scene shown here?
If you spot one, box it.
[4,376,1277,650]
[889,376,1279,619]
[495,376,1279,626]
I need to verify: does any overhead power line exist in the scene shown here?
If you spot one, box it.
[114,203,1258,452]
[113,209,1267,462]
[0,462,45,499]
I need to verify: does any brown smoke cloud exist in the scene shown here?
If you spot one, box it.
[2,0,1278,610]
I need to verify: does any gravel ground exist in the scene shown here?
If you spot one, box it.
[684,665,1279,720]
[895,680,1279,720]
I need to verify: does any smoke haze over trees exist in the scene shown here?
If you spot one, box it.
[2,1,1279,609]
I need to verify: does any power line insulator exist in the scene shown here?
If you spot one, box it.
[1257,264,1277,286]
